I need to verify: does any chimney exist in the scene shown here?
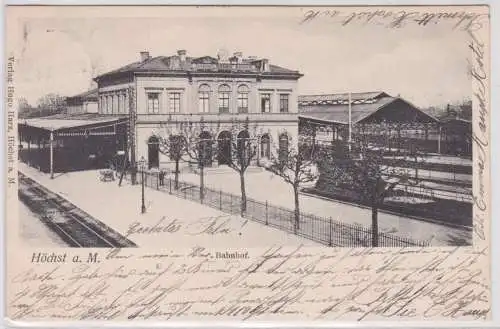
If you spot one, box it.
[233,51,243,63]
[140,51,150,62]
[177,49,187,62]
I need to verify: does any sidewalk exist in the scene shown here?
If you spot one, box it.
[174,169,472,246]
[18,163,320,248]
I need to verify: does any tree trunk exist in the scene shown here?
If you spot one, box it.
[174,159,179,190]
[240,171,247,217]
[199,165,204,202]
[371,205,379,247]
[294,185,300,231]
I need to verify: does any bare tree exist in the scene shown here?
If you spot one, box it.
[180,120,218,202]
[267,124,319,231]
[18,97,33,118]
[36,93,67,115]
[153,125,188,190]
[220,118,258,217]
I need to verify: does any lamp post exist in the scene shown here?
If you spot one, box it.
[139,156,146,214]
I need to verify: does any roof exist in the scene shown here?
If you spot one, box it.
[298,92,390,105]
[94,54,302,81]
[441,117,472,127]
[299,92,438,125]
[19,113,127,132]
[66,89,99,103]
[69,88,98,99]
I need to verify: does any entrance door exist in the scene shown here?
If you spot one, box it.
[148,136,160,169]
[217,131,232,165]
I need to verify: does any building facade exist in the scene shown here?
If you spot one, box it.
[66,89,99,115]
[94,50,303,169]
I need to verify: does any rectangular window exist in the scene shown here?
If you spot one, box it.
[123,94,128,113]
[219,92,230,113]
[107,96,112,114]
[100,97,105,114]
[169,92,181,113]
[279,94,289,113]
[147,93,160,113]
[198,92,210,113]
[119,94,125,113]
[238,93,249,113]
[261,93,271,113]
[113,95,118,113]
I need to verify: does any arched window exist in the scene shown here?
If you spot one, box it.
[198,84,210,113]
[237,85,249,113]
[260,134,271,158]
[218,84,231,113]
[278,133,289,163]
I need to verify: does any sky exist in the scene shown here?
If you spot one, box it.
[10,6,474,108]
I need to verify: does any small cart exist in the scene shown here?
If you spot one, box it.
[99,169,115,182]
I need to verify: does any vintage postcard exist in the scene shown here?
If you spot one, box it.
[4,5,492,324]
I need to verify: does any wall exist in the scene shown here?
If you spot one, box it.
[84,101,98,113]
[135,75,299,115]
[104,73,300,168]
[98,81,134,115]
[135,120,298,169]
[67,104,83,115]
[66,101,98,115]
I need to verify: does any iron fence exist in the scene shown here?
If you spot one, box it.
[132,170,429,248]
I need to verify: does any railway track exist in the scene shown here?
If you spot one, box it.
[18,172,136,248]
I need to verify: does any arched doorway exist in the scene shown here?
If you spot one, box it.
[217,131,232,165]
[199,131,213,167]
[237,130,250,164]
[148,136,160,169]
[278,133,289,163]
[260,134,271,158]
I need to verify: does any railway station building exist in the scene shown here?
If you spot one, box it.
[93,50,303,169]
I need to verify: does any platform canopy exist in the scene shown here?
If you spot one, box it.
[298,92,439,126]
[18,113,129,178]
[18,113,128,138]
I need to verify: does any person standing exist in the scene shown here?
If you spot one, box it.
[159,169,165,186]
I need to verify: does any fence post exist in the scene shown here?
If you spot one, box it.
[184,186,187,199]
[265,201,268,225]
[329,217,333,247]
[219,190,222,210]
[156,172,159,190]
[169,178,172,194]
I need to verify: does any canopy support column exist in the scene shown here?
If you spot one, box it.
[438,125,442,154]
[27,138,31,166]
[50,131,54,179]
